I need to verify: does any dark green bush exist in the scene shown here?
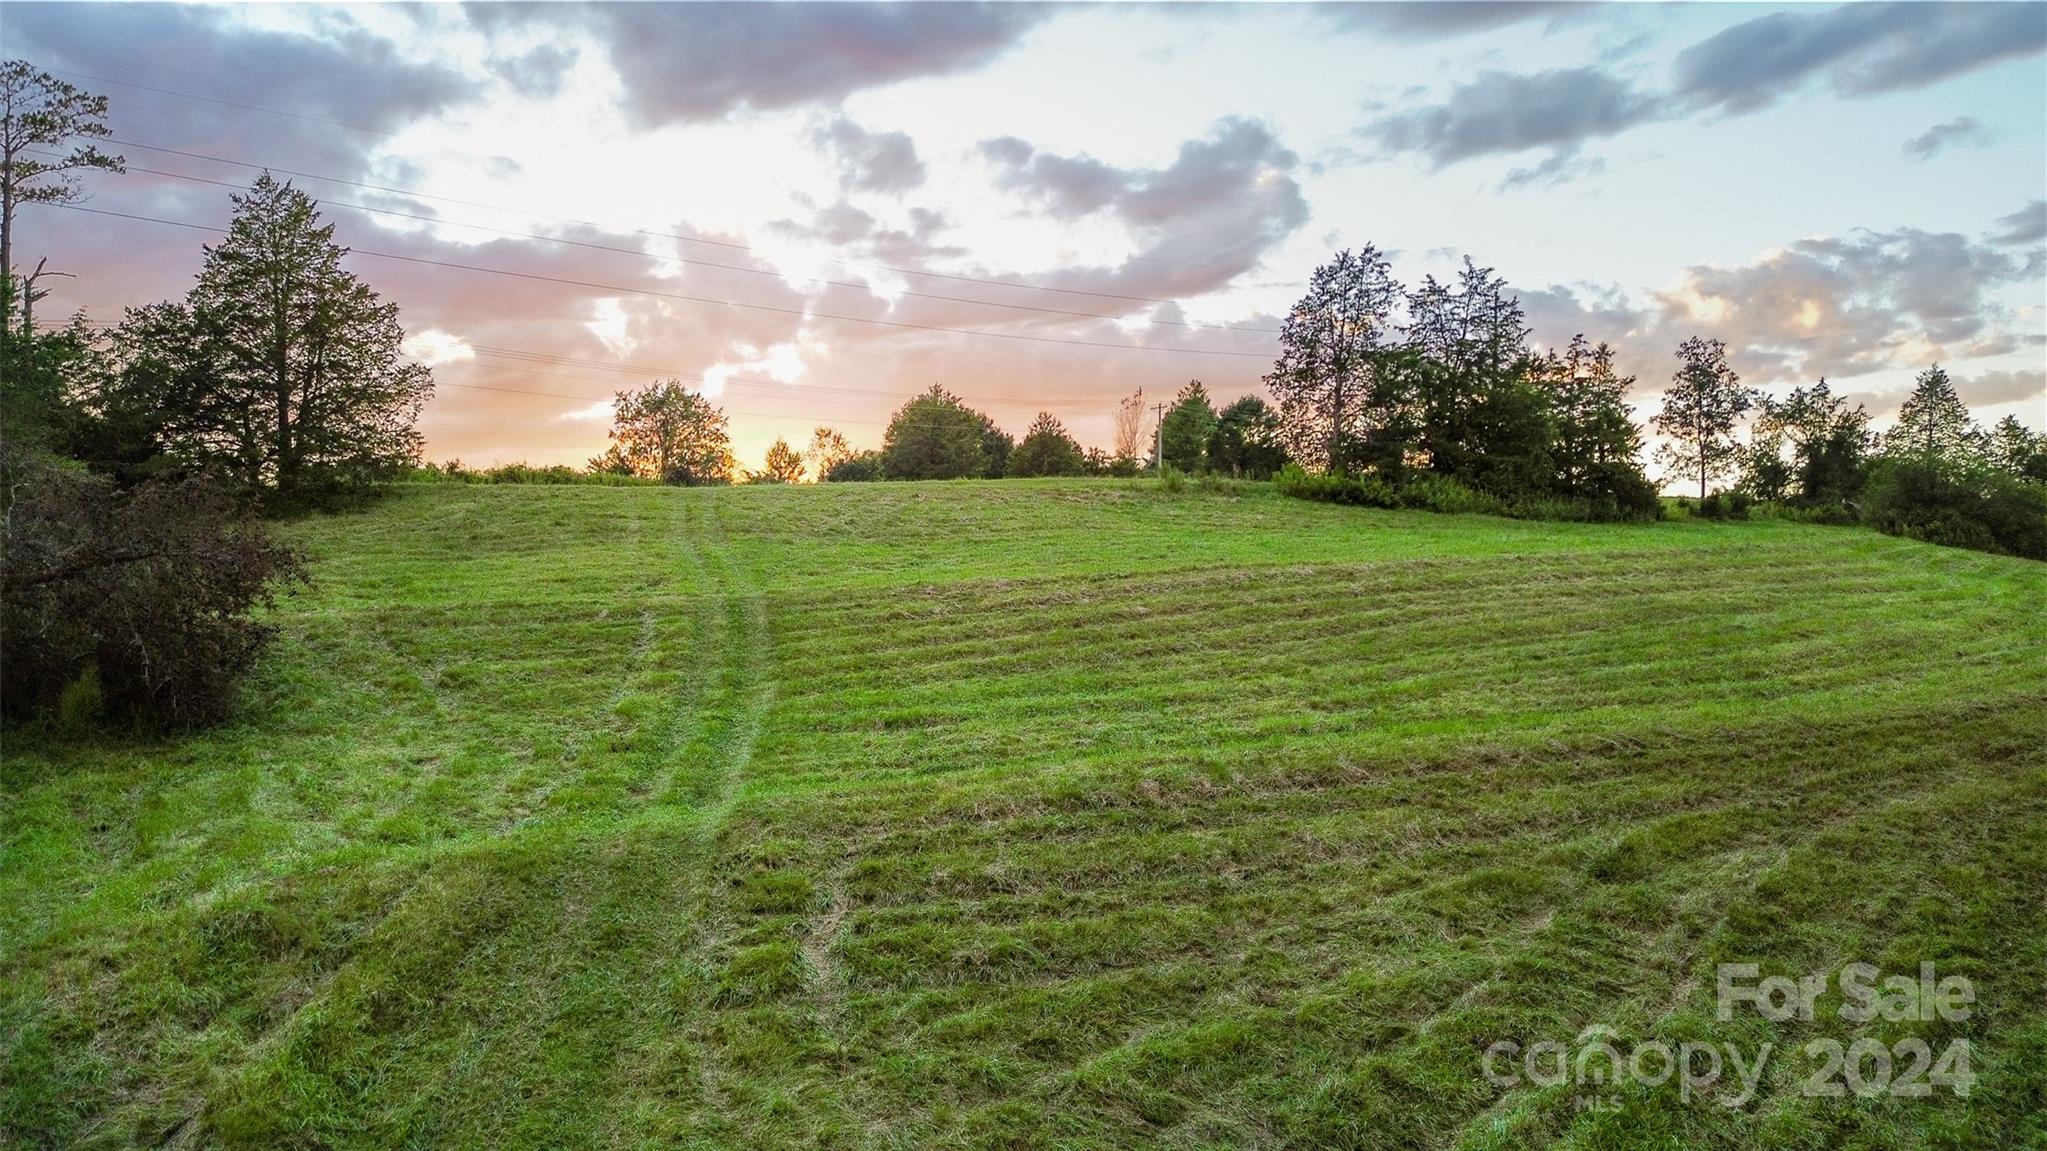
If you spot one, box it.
[3,451,307,729]
[823,451,885,482]
[1275,463,1658,522]
[1863,459,2046,559]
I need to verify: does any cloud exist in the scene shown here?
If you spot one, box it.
[1954,367,2047,409]
[1360,68,1665,169]
[1651,227,2035,381]
[977,117,1310,300]
[467,2,1051,127]
[488,43,579,99]
[0,5,475,173]
[1673,3,2047,116]
[1901,116,1992,160]
[1988,200,2046,246]
[1501,149,1606,191]
[1317,2,1584,39]
[1518,224,2041,392]
[812,116,926,195]
[1849,366,2046,419]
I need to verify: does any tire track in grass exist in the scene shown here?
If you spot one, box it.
[636,490,782,1141]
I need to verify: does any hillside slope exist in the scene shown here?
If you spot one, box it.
[5,480,2044,1149]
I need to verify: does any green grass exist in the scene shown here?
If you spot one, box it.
[4,478,2043,1149]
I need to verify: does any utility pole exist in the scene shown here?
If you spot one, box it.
[1151,402,1167,474]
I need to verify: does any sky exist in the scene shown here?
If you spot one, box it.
[6,1,2044,475]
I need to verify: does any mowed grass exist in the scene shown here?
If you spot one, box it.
[3,479,2043,1150]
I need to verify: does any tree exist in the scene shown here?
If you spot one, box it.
[1207,394,1288,479]
[1112,387,1147,466]
[1884,365,1980,470]
[1532,336,1647,500]
[595,378,733,484]
[976,411,1014,478]
[1265,246,1403,474]
[1158,380,1217,472]
[1402,258,1537,484]
[2,62,124,332]
[1008,411,1086,477]
[805,425,855,477]
[0,307,91,453]
[1750,379,1870,504]
[1984,414,2046,482]
[1653,337,1754,499]
[881,384,990,480]
[104,175,432,505]
[745,437,805,484]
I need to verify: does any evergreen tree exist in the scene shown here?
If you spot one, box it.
[1159,379,1217,472]
[1751,379,1870,503]
[1534,336,1646,498]
[1884,365,1980,470]
[109,174,433,504]
[1984,415,2046,482]
[1402,258,1535,483]
[2,61,123,332]
[1008,411,1086,477]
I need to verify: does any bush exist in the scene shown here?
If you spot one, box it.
[1273,463,1397,508]
[1863,459,2046,559]
[1688,490,1753,521]
[408,461,654,486]
[1158,465,1188,493]
[1395,474,1506,516]
[2,452,307,729]
[823,451,885,483]
[1274,463,1658,522]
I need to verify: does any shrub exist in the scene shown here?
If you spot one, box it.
[823,451,885,482]
[1862,459,2047,559]
[1689,490,1752,521]
[1274,463,1656,522]
[1158,465,1188,493]
[2,452,307,729]
[1395,474,1506,516]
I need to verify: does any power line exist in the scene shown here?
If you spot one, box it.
[69,155,1282,337]
[461,345,1170,408]
[51,202,1275,360]
[48,69,397,137]
[33,320,1174,413]
[100,137,1280,319]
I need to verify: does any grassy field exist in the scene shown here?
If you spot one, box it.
[4,479,2044,1150]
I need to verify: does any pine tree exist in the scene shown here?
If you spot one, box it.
[1008,411,1086,477]
[1884,365,1980,470]
[1159,380,1217,473]
[2,61,124,332]
[114,174,432,503]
